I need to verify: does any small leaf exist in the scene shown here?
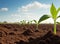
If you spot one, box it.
[33,20,37,24]
[38,15,50,24]
[57,8,60,14]
[57,15,60,19]
[56,22,60,24]
[50,3,57,19]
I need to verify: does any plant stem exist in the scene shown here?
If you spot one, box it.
[36,23,38,30]
[54,19,56,34]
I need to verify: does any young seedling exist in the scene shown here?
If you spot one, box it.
[43,3,60,34]
[50,3,60,34]
[27,20,33,24]
[20,20,27,25]
[33,15,50,30]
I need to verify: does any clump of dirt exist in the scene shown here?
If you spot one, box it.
[22,29,33,36]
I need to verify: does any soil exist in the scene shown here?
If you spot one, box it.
[0,24,60,44]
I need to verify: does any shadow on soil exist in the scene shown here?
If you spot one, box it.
[15,31,60,44]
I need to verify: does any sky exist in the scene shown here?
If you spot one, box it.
[0,0,60,23]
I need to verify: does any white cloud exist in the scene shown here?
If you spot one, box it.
[11,14,21,17]
[0,8,8,12]
[18,1,50,12]
[10,1,51,23]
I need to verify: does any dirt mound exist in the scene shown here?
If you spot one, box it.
[39,31,60,44]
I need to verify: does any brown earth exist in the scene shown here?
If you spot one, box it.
[0,24,60,44]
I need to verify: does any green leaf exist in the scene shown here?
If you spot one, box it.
[57,8,60,14]
[57,15,60,19]
[56,22,60,24]
[33,20,37,24]
[38,15,50,24]
[50,3,57,19]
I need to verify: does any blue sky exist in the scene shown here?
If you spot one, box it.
[0,0,60,23]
